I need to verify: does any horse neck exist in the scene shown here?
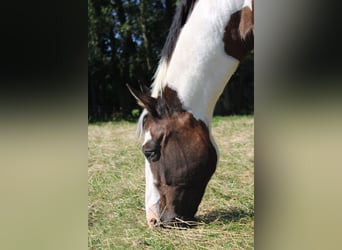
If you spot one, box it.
[152,0,249,127]
[167,57,239,127]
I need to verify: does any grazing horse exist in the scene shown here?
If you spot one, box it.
[128,0,253,227]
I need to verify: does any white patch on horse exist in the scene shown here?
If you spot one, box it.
[143,130,160,226]
[145,159,160,226]
[165,0,247,126]
[143,130,152,145]
[243,0,253,11]
[150,0,252,127]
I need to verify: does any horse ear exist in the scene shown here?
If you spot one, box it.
[126,84,158,117]
[239,3,254,40]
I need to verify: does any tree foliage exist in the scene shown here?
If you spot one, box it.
[88,0,253,121]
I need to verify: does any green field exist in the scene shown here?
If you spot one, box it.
[88,116,254,249]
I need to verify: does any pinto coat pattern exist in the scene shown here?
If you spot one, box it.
[128,0,254,227]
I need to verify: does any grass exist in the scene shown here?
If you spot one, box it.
[88,116,254,249]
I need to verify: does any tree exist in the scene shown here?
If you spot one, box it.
[88,0,176,121]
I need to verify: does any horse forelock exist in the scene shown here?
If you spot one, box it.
[137,109,148,139]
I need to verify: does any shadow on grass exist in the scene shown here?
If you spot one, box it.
[155,208,254,230]
[198,207,254,224]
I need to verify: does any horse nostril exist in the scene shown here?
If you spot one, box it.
[148,218,158,227]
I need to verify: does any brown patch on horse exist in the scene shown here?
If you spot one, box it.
[148,109,217,221]
[223,3,254,61]
[129,85,217,223]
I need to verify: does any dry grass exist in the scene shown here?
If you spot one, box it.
[88,116,254,249]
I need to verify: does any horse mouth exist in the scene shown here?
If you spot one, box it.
[154,216,198,229]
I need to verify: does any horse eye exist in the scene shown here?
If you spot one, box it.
[143,148,160,162]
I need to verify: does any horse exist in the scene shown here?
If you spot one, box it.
[128,0,254,227]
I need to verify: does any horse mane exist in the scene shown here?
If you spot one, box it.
[138,0,198,138]
[151,0,198,98]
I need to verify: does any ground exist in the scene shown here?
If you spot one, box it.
[88,116,254,249]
